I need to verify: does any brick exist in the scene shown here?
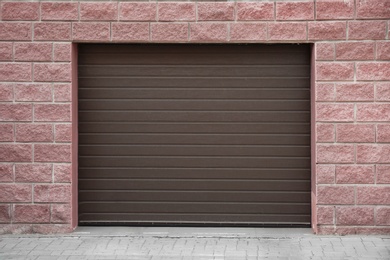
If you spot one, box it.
[14,83,52,102]
[336,83,374,101]
[198,3,234,21]
[54,84,71,102]
[0,144,32,162]
[236,2,274,21]
[34,184,71,203]
[54,164,71,183]
[15,164,52,183]
[316,0,354,20]
[316,43,334,61]
[336,124,375,143]
[336,207,374,225]
[13,205,50,223]
[0,205,10,223]
[230,23,267,42]
[356,0,390,19]
[376,165,390,184]
[317,144,354,163]
[336,165,375,184]
[308,22,346,40]
[0,124,13,142]
[112,23,149,42]
[54,43,71,62]
[0,164,13,182]
[41,2,79,21]
[0,184,31,202]
[357,144,390,163]
[378,124,390,143]
[276,2,314,20]
[316,124,334,143]
[317,186,355,204]
[376,207,390,225]
[34,63,71,82]
[80,2,117,21]
[376,83,390,101]
[357,104,390,121]
[55,124,71,143]
[335,42,375,61]
[51,204,71,223]
[316,62,354,81]
[376,42,390,60]
[268,22,307,41]
[34,22,71,41]
[357,62,390,81]
[158,3,195,21]
[119,2,156,21]
[316,164,335,184]
[336,227,390,235]
[72,23,110,41]
[357,186,390,204]
[15,124,53,142]
[0,22,31,41]
[190,23,228,42]
[316,103,354,122]
[317,206,334,224]
[1,2,39,21]
[0,104,32,121]
[14,43,52,62]
[348,21,387,40]
[0,63,31,82]
[34,144,71,163]
[316,83,334,101]
[151,23,188,42]
[0,42,13,61]
[0,84,13,102]
[34,104,71,122]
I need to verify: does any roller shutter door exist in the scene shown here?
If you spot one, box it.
[78,44,311,226]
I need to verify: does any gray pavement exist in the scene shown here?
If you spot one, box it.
[0,227,389,259]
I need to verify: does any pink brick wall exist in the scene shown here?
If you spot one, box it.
[0,0,389,235]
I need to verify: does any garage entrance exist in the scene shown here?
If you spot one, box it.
[78,44,311,226]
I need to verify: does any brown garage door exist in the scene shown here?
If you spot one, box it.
[78,44,311,226]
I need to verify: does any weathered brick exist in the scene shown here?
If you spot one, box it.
[54,43,71,62]
[34,184,71,203]
[376,42,390,60]
[336,207,374,225]
[316,83,335,101]
[376,83,390,101]
[14,43,52,62]
[51,204,71,223]
[72,23,110,42]
[317,206,334,224]
[276,2,314,20]
[80,2,118,21]
[376,207,390,225]
[357,144,390,163]
[377,124,390,143]
[316,103,354,122]
[13,205,50,223]
[316,0,354,20]
[112,23,149,42]
[357,186,390,204]
[336,83,374,101]
[119,2,156,21]
[54,164,71,183]
[316,43,334,61]
[34,63,71,82]
[316,164,335,184]
[14,84,52,102]
[230,23,267,41]
[317,186,355,204]
[54,84,71,102]
[158,3,196,21]
[0,63,31,82]
[308,22,346,40]
[0,84,13,102]
[336,165,375,184]
[15,164,52,183]
[316,62,354,81]
[356,0,390,19]
[15,124,53,142]
[0,164,13,182]
[268,22,307,41]
[190,23,228,42]
[335,42,375,61]
[316,124,334,143]
[55,124,71,143]
[0,42,13,61]
[376,165,390,184]
[1,2,39,21]
[41,2,79,21]
[0,144,32,162]
[236,2,274,21]
[0,124,13,142]
[357,104,390,121]
[317,144,354,163]
[34,104,71,122]
[34,144,71,163]
[0,104,32,121]
[198,3,234,21]
[0,205,11,223]
[0,22,31,41]
[336,124,375,143]
[357,62,390,81]
[0,184,31,202]
[34,22,71,41]
[151,23,188,42]
[348,21,387,40]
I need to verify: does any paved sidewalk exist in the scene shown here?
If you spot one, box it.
[1,227,389,259]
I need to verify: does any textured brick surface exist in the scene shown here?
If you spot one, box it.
[317,186,355,205]
[357,144,390,163]
[0,83,13,102]
[198,3,234,21]
[316,164,335,184]
[14,83,52,102]
[35,144,71,163]
[54,43,71,62]
[41,3,79,21]
[112,23,149,42]
[376,83,390,101]
[316,124,334,143]
[1,2,39,21]
[377,125,390,143]
[15,164,52,183]
[0,104,32,121]
[336,207,374,225]
[336,124,375,143]
[317,144,354,163]
[375,165,390,184]
[54,164,71,183]
[13,205,50,223]
[0,205,10,223]
[336,83,374,101]
[357,187,390,205]
[0,144,32,162]
[72,23,110,41]
[190,23,228,42]
[376,207,390,225]
[15,124,53,142]
[119,3,156,21]
[230,23,267,42]
[0,63,32,82]
[34,184,71,203]
[308,22,346,40]
[14,43,52,62]
[80,2,118,21]
[376,42,390,60]
[357,104,390,121]
[34,104,71,122]
[317,206,334,224]
[276,2,314,21]
[53,84,71,102]
[0,184,32,202]
[158,3,195,22]
[335,42,375,61]
[336,165,375,184]
[51,204,71,223]
[0,23,31,41]
[315,83,335,101]
[316,43,334,61]
[151,23,188,42]
[268,22,307,41]
[236,2,274,21]
[34,23,71,41]
[348,21,387,40]
[34,63,71,82]
[316,103,354,122]
[356,0,390,19]
[316,62,354,81]
[0,42,13,61]
[357,63,390,81]
[55,124,71,143]
[316,0,354,20]
[0,164,13,182]
[0,124,13,142]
